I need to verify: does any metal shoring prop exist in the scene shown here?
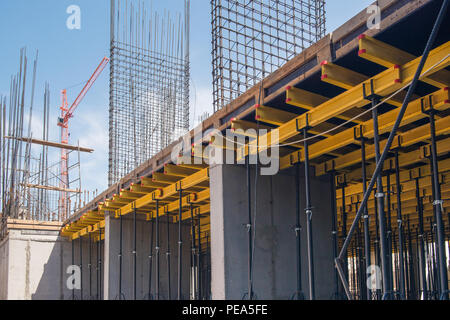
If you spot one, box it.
[155,197,160,300]
[329,167,341,300]
[118,210,124,300]
[365,79,392,300]
[385,168,394,298]
[292,160,305,300]
[244,135,254,300]
[422,96,449,300]
[424,227,433,298]
[96,230,99,300]
[406,217,415,300]
[394,150,406,299]
[429,218,439,298]
[97,227,101,300]
[189,201,198,300]
[177,186,183,300]
[72,239,75,300]
[197,212,202,300]
[373,189,381,300]
[166,206,172,300]
[415,228,421,298]
[80,235,83,300]
[341,181,348,283]
[334,0,448,299]
[88,232,92,299]
[99,227,102,300]
[147,211,154,300]
[295,116,315,300]
[133,205,137,300]
[356,129,372,300]
[356,217,365,299]
[206,233,211,299]
[415,178,427,299]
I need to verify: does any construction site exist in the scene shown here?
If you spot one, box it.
[0,0,449,302]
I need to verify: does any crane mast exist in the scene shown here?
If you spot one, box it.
[58,57,109,220]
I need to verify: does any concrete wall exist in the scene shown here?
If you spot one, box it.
[103,212,191,300]
[0,229,73,300]
[0,236,9,299]
[210,164,335,300]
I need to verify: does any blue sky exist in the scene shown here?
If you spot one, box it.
[0,0,374,195]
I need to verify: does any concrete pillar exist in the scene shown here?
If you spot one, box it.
[210,164,335,300]
[103,211,191,300]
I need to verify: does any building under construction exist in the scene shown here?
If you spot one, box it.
[1,0,450,301]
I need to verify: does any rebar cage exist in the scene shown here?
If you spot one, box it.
[210,0,326,112]
[109,0,190,186]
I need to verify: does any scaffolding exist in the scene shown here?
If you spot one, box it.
[108,0,190,186]
[211,0,326,111]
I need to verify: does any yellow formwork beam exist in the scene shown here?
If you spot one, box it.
[320,60,415,107]
[320,61,367,90]
[285,86,363,124]
[236,41,450,162]
[164,164,200,177]
[115,168,209,218]
[358,34,450,88]
[280,88,450,171]
[336,160,450,200]
[255,104,297,125]
[152,172,182,184]
[320,116,449,173]
[231,119,272,136]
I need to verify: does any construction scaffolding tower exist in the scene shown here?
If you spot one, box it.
[108,0,190,186]
[211,0,326,111]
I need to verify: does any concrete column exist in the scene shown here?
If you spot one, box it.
[210,164,335,300]
[103,211,191,300]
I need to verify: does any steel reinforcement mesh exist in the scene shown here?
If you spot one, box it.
[211,0,326,111]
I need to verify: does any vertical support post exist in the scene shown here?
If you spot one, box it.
[424,98,449,300]
[406,217,416,300]
[190,204,197,300]
[197,213,202,300]
[329,170,340,300]
[72,239,75,300]
[118,212,123,300]
[394,151,406,299]
[359,133,371,300]
[386,171,394,296]
[80,236,83,300]
[341,181,348,283]
[98,227,102,300]
[155,199,160,300]
[166,209,172,300]
[133,205,137,300]
[245,148,253,300]
[369,92,392,300]
[303,125,315,300]
[89,232,92,299]
[178,187,183,300]
[148,212,154,300]
[415,178,427,299]
[293,162,304,300]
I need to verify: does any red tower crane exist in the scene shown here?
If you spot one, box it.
[58,56,109,220]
